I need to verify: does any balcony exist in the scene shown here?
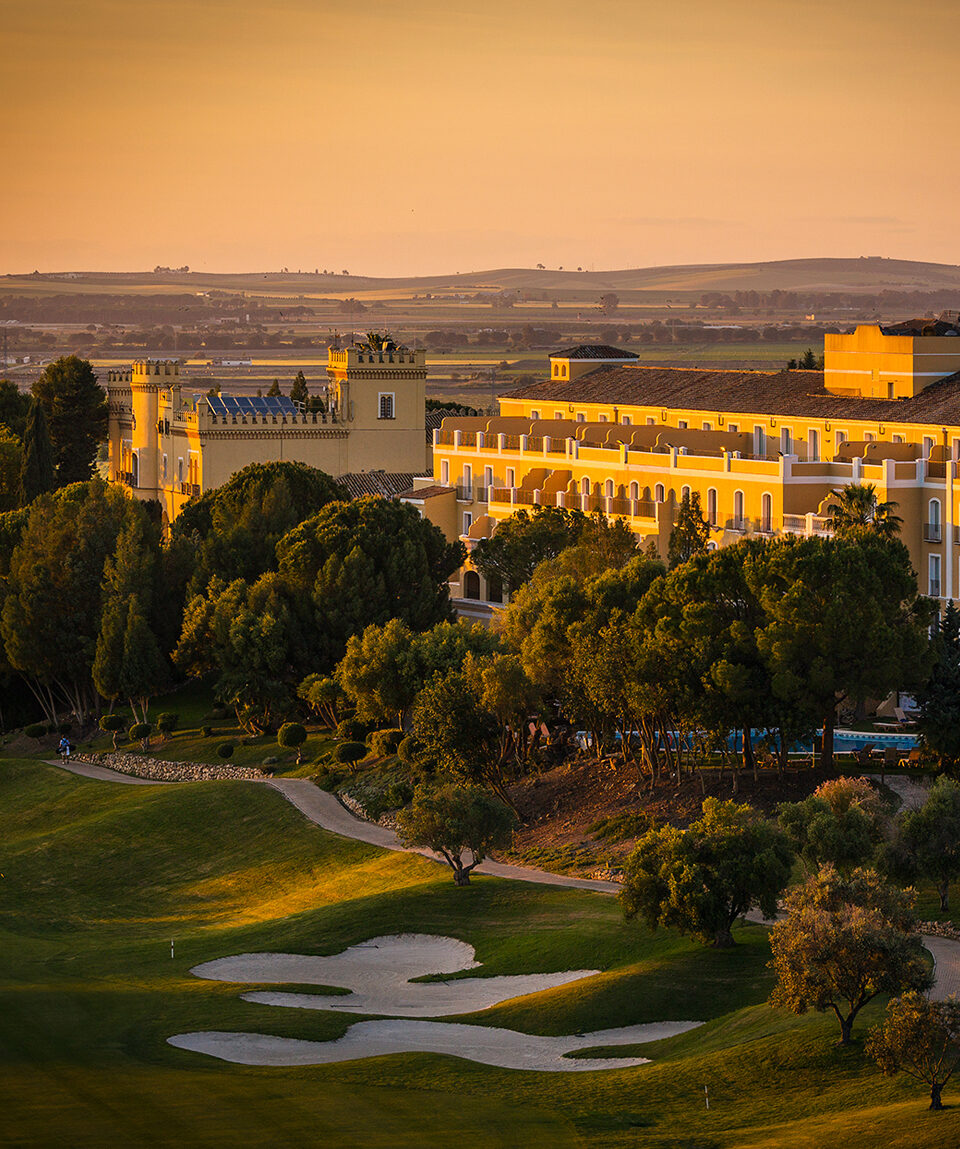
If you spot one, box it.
[924,522,942,543]
[930,580,942,598]
[118,471,136,488]
[179,481,200,498]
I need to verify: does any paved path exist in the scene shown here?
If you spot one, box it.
[866,773,929,811]
[47,759,959,997]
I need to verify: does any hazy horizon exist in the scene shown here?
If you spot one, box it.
[5,0,959,277]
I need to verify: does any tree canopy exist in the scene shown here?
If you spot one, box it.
[31,356,108,485]
[472,504,588,593]
[868,992,960,1110]
[620,798,794,947]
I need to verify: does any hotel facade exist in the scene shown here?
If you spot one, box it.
[406,318,960,619]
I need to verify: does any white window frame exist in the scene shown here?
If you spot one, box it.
[930,553,942,598]
[441,460,450,485]
[463,511,473,535]
[808,429,820,461]
[378,392,395,420]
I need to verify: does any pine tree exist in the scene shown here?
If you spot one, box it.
[667,490,710,568]
[290,370,309,407]
[18,400,56,505]
[916,603,960,771]
[31,356,108,484]
[118,594,167,723]
[267,379,281,397]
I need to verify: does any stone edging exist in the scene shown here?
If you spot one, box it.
[338,791,399,830]
[76,751,266,782]
[920,921,960,942]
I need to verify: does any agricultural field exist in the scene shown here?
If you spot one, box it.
[2,751,958,1148]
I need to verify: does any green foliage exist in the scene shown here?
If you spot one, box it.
[277,496,465,672]
[886,776,960,911]
[332,740,366,764]
[17,400,55,505]
[779,777,885,875]
[335,618,499,726]
[128,722,152,749]
[173,461,345,594]
[396,783,517,885]
[769,865,932,1044]
[335,718,368,742]
[289,370,309,406]
[200,725,212,738]
[867,991,960,1110]
[397,733,420,765]
[472,504,587,593]
[1,479,136,726]
[277,721,307,764]
[98,712,126,750]
[0,423,22,512]
[24,722,45,741]
[667,490,709,568]
[174,572,309,734]
[297,673,343,729]
[824,482,903,539]
[368,728,403,757]
[155,712,179,736]
[620,798,794,947]
[0,379,31,441]
[916,602,960,770]
[216,742,234,759]
[31,356,108,485]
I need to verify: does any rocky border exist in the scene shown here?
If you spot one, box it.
[920,921,960,942]
[338,790,399,830]
[75,751,265,782]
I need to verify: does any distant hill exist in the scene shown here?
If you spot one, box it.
[5,257,960,298]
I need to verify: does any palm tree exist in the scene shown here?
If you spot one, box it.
[824,482,902,538]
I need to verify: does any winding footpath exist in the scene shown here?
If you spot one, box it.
[48,759,960,997]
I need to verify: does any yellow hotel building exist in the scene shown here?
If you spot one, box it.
[409,318,960,620]
[107,340,429,526]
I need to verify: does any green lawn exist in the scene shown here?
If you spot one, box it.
[2,757,958,1147]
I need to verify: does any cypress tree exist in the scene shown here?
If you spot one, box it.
[290,370,309,407]
[18,400,56,505]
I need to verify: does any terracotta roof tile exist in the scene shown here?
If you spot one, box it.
[549,344,640,360]
[501,365,960,426]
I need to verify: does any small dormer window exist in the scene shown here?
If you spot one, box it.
[378,393,395,419]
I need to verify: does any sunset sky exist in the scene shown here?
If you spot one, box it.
[4,0,959,276]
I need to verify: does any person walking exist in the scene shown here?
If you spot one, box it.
[58,735,71,760]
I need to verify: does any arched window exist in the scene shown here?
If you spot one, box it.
[487,573,503,604]
[629,481,639,500]
[441,460,449,485]
[707,488,717,525]
[581,477,590,496]
[780,428,791,455]
[463,571,481,600]
[484,466,493,487]
[131,453,139,488]
[734,489,745,528]
[761,492,772,532]
[605,479,614,497]
[929,498,942,542]
[808,429,820,461]
[622,415,631,425]
[681,485,691,501]
[655,483,665,503]
[923,436,934,459]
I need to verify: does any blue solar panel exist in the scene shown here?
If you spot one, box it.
[205,394,300,417]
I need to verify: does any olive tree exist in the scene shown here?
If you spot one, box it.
[396,783,517,886]
[868,992,960,1110]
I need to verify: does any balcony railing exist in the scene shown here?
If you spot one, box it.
[930,580,942,598]
[118,471,136,487]
[456,485,473,500]
[179,481,200,498]
[924,522,942,543]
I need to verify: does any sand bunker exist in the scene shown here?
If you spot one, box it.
[190,934,602,1017]
[168,1018,701,1072]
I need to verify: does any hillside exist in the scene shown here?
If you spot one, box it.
[4,257,960,300]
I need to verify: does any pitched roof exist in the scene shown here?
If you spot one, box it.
[337,471,419,500]
[500,364,960,426]
[881,318,960,337]
[549,344,640,360]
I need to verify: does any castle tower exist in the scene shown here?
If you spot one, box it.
[326,335,428,472]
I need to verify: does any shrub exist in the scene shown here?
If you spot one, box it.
[335,717,368,742]
[129,722,152,750]
[99,713,126,750]
[368,728,403,758]
[156,713,179,742]
[24,723,46,742]
[216,742,234,759]
[332,741,366,765]
[277,721,307,764]
[201,725,213,738]
[262,755,279,767]
[58,722,72,735]
[397,734,420,765]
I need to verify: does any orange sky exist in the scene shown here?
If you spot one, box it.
[3,0,959,276]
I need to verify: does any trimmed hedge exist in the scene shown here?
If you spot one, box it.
[335,718,368,742]
[368,728,404,757]
[332,741,366,765]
